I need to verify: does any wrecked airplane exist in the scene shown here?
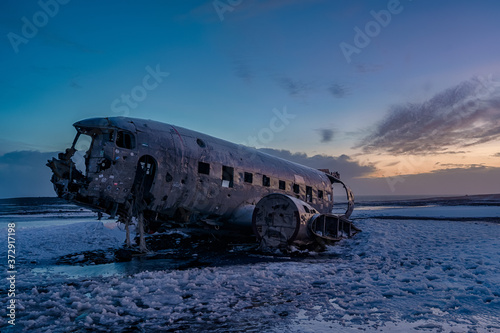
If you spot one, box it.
[47,117,357,252]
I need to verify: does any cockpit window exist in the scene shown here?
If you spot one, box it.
[71,133,92,175]
[116,130,136,149]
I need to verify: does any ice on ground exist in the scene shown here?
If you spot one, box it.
[354,205,500,219]
[0,221,125,264]
[1,212,500,332]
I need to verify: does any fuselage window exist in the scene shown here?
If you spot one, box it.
[196,138,206,148]
[262,175,271,187]
[279,180,286,190]
[166,173,173,182]
[293,184,300,194]
[116,130,136,149]
[222,166,234,188]
[198,161,210,175]
[244,172,253,184]
[318,190,324,199]
[306,186,312,202]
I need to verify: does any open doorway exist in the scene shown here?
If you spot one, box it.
[133,155,157,197]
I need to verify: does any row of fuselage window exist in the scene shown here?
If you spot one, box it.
[197,161,329,203]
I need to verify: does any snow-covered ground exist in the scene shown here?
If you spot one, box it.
[1,199,500,332]
[354,205,500,219]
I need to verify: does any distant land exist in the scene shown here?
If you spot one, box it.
[359,193,500,207]
[1,194,500,208]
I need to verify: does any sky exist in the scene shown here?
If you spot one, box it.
[1,0,500,198]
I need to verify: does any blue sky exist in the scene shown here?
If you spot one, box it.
[1,0,500,198]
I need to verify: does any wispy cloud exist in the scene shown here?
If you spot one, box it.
[356,76,500,155]
[276,77,311,96]
[493,152,500,157]
[328,83,349,98]
[437,163,486,169]
[317,128,335,143]
[350,165,500,195]
[277,77,352,99]
[232,56,253,82]
[69,80,83,89]
[436,150,469,155]
[259,148,375,180]
[383,161,400,167]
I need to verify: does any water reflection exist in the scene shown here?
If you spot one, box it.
[32,257,192,278]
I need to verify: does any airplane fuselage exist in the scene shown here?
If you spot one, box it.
[47,117,355,248]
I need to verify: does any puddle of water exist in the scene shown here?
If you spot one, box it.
[32,257,192,278]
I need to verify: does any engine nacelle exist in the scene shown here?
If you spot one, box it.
[252,193,318,249]
[252,193,359,250]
